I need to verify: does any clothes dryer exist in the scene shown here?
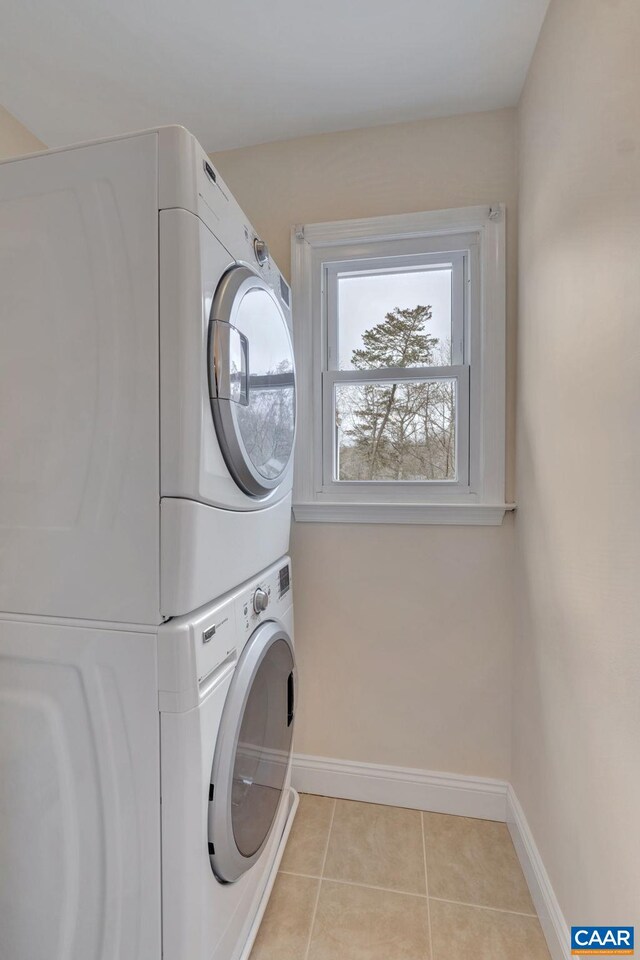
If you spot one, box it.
[0,127,296,622]
[159,127,296,615]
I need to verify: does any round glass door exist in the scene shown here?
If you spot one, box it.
[208,267,296,498]
[208,621,295,883]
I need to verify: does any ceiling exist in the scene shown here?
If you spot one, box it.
[0,0,549,153]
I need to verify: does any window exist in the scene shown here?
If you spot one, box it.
[291,206,509,524]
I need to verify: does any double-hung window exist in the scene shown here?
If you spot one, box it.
[291,206,509,524]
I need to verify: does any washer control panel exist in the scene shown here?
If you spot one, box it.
[238,560,292,637]
[158,556,293,712]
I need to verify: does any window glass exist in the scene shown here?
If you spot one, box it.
[337,266,452,370]
[334,379,457,482]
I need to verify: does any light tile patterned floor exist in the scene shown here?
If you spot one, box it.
[250,794,551,960]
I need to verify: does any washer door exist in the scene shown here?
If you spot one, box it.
[208,620,295,882]
[208,266,296,498]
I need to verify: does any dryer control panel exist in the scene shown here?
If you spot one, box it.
[157,126,292,324]
[239,223,292,323]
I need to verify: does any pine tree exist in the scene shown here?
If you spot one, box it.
[346,306,439,479]
[338,305,456,481]
[351,305,438,370]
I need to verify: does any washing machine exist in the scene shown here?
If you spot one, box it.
[0,557,298,960]
[159,556,297,960]
[0,126,296,623]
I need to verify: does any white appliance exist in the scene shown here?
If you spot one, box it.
[0,126,296,622]
[160,557,297,960]
[0,557,297,960]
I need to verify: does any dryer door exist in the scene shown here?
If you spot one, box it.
[208,266,296,498]
[208,620,295,882]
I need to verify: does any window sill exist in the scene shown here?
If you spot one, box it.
[292,502,516,526]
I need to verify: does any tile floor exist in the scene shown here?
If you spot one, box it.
[250,794,551,960]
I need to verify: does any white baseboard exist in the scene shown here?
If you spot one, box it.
[506,785,570,960]
[291,753,508,822]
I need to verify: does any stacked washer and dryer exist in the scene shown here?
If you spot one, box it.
[0,127,298,960]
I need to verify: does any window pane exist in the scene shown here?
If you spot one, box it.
[337,267,452,370]
[335,379,456,481]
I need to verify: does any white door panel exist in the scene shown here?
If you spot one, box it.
[0,619,161,960]
[0,133,160,622]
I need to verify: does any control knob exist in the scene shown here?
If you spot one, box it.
[253,587,269,614]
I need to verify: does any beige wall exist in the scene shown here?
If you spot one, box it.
[213,109,518,778]
[0,105,44,159]
[515,0,640,923]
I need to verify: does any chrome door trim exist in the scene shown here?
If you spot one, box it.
[208,620,296,883]
[207,265,296,498]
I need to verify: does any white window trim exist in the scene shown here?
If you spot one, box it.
[290,204,514,525]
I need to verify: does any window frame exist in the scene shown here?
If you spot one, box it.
[290,205,510,525]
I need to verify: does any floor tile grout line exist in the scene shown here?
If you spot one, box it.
[421,812,435,960]
[302,797,336,960]
[310,874,429,899]
[319,797,337,879]
[429,896,538,919]
[279,869,322,880]
[279,869,540,918]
